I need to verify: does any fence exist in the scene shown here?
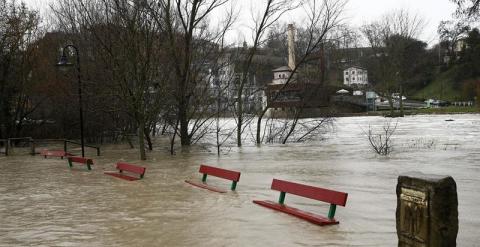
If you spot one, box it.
[451,101,475,107]
[0,138,100,156]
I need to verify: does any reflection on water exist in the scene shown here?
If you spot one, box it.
[1,114,479,246]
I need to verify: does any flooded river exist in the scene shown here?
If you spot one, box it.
[1,114,479,246]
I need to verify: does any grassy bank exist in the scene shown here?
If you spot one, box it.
[413,68,463,101]
[333,106,480,118]
[411,106,480,114]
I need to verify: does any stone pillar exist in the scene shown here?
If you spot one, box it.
[396,172,458,247]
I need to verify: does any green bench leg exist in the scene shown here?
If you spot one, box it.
[202,173,207,182]
[327,204,337,219]
[68,160,73,168]
[231,181,237,190]
[87,163,92,170]
[279,191,286,204]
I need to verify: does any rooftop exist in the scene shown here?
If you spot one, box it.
[272,66,292,72]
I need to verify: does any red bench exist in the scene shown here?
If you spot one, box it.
[104,162,146,181]
[41,150,72,159]
[67,156,94,170]
[185,164,241,193]
[253,179,348,226]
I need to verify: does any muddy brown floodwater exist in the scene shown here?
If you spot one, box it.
[1,114,479,246]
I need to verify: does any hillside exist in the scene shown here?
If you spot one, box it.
[413,67,464,101]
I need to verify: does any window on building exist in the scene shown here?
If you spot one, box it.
[345,71,348,75]
[353,77,356,81]
[352,70,355,74]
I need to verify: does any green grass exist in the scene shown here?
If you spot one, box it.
[413,106,480,114]
[413,68,463,101]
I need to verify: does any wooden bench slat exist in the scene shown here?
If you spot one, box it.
[67,156,93,170]
[185,164,241,193]
[68,156,93,164]
[117,162,146,176]
[41,150,72,159]
[254,179,348,226]
[271,179,348,207]
[104,172,140,181]
[104,162,146,181]
[253,200,339,226]
[184,180,228,193]
[199,165,241,181]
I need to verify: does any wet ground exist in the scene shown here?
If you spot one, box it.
[1,114,479,246]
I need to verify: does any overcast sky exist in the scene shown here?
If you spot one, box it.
[22,0,458,46]
[344,0,458,45]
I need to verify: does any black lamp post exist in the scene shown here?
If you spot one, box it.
[56,44,85,157]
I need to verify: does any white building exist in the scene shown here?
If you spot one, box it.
[454,39,468,53]
[343,66,368,86]
[271,66,293,85]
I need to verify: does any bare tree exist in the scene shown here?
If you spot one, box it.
[438,19,471,60]
[233,0,299,147]
[453,0,480,18]
[0,0,42,139]
[262,114,333,144]
[52,0,169,160]
[153,0,236,149]
[255,0,346,144]
[361,9,425,117]
[363,120,397,156]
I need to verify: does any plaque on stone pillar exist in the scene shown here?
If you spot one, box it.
[396,173,458,247]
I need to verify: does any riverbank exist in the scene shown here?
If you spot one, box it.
[332,106,480,118]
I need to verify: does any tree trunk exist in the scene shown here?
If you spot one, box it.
[282,109,301,144]
[256,107,268,145]
[144,127,153,151]
[237,95,243,147]
[125,133,134,149]
[399,85,404,117]
[170,118,179,155]
[151,121,156,137]
[138,119,146,160]
[216,86,221,156]
[179,101,190,146]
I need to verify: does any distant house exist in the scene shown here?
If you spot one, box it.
[454,38,468,53]
[343,66,368,86]
[271,66,294,85]
[265,65,333,109]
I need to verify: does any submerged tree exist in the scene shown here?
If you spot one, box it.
[363,120,397,156]
[255,0,346,144]
[0,0,42,139]
[151,0,236,149]
[233,0,299,147]
[52,0,169,160]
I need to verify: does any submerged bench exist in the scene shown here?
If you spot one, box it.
[67,156,94,170]
[185,164,241,193]
[104,162,146,181]
[253,179,348,226]
[41,150,72,159]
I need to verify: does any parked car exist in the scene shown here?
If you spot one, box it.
[392,93,407,100]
